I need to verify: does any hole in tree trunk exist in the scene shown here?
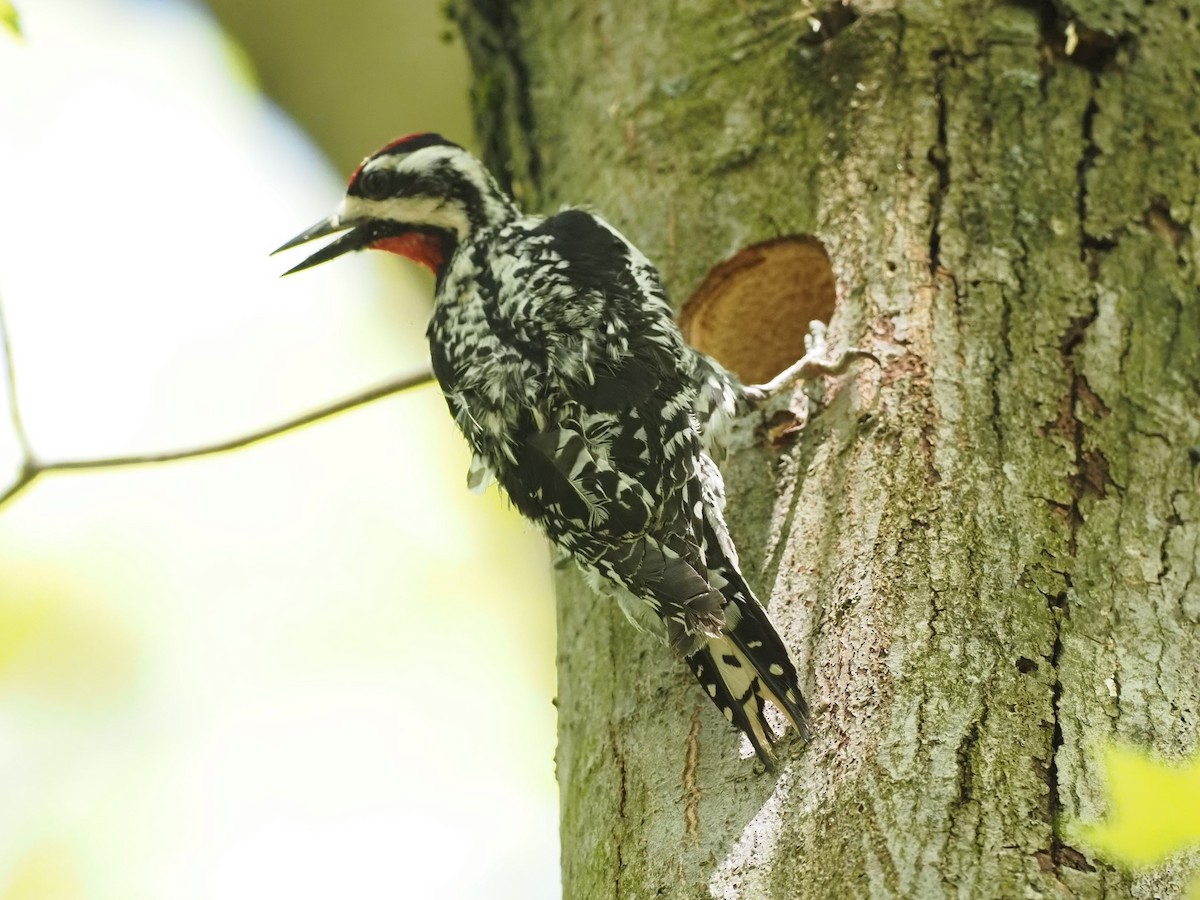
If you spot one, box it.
[679,235,837,385]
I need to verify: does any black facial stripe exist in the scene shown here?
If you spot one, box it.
[349,168,437,200]
[349,163,491,231]
[348,134,462,198]
[357,169,392,201]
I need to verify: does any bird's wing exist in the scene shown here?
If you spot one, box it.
[490,209,725,641]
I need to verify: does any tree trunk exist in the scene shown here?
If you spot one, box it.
[455,1,1200,896]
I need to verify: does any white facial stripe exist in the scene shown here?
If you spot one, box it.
[345,194,471,237]
[349,144,514,238]
[346,147,470,235]
[391,145,461,174]
[360,144,462,181]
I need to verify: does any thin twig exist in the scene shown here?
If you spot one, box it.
[0,467,34,508]
[0,289,33,458]
[42,369,436,470]
[0,367,436,510]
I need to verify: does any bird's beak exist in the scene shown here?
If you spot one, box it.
[272,214,368,275]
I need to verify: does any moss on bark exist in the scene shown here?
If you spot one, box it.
[456,0,1200,895]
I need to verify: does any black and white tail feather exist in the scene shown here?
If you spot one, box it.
[689,577,812,765]
[275,133,817,769]
[594,561,810,768]
[694,458,811,766]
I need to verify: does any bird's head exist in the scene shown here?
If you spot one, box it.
[274,133,517,276]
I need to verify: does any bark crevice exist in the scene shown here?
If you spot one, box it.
[1076,93,1112,267]
[927,48,951,276]
[607,613,628,900]
[954,704,988,808]
[1045,588,1068,873]
[452,0,543,200]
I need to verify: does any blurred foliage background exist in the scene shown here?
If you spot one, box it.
[0,1,558,897]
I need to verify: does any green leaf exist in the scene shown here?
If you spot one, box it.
[0,1,21,40]
[1072,742,1200,893]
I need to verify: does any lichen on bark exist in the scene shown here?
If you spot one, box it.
[454,0,1200,896]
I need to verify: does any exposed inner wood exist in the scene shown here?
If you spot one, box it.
[679,236,836,385]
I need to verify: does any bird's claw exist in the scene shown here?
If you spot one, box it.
[742,322,879,407]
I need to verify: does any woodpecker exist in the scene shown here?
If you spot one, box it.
[275,133,811,766]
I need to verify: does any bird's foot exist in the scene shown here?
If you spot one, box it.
[741,321,879,407]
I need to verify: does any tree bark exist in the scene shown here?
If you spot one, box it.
[455,1,1200,896]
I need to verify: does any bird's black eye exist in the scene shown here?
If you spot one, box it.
[359,169,393,200]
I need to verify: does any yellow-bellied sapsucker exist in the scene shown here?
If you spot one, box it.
[275,133,810,766]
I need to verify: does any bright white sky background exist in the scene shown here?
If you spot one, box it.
[0,1,558,897]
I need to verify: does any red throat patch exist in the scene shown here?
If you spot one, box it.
[370,232,446,273]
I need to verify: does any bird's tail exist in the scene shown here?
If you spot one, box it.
[685,590,811,768]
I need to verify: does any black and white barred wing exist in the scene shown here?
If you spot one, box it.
[504,208,809,764]
[496,209,727,647]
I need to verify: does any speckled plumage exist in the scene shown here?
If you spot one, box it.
[277,134,810,766]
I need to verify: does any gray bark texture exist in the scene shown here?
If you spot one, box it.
[453,0,1200,896]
